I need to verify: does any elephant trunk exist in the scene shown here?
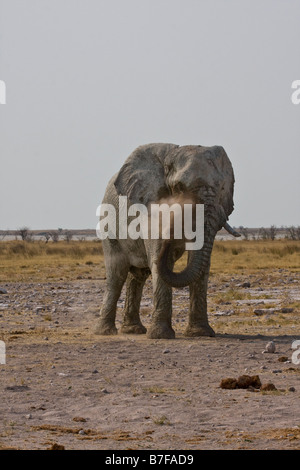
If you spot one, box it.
[158,200,222,288]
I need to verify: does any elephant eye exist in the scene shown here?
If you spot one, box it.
[173,181,186,193]
[164,164,172,175]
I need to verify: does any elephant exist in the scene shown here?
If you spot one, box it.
[95,143,240,339]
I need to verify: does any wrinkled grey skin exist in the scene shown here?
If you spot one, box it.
[95,143,238,339]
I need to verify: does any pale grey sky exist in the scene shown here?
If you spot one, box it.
[0,0,299,230]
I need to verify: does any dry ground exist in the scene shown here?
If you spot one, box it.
[0,240,299,450]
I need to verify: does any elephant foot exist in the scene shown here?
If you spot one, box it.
[147,323,175,339]
[184,324,215,337]
[94,321,118,336]
[120,322,147,334]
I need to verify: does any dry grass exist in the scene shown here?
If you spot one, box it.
[0,240,104,282]
[176,239,300,274]
[0,239,299,283]
[211,240,300,273]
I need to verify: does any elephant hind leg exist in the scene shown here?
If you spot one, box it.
[120,267,150,334]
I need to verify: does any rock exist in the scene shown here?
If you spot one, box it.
[0,304,9,310]
[5,385,29,392]
[263,341,276,353]
[73,417,87,423]
[254,308,276,316]
[101,388,108,393]
[215,310,234,316]
[261,383,277,391]
[220,378,237,389]
[241,282,250,288]
[0,288,8,294]
[288,387,296,392]
[163,348,170,354]
[281,307,294,313]
[278,356,289,362]
[78,430,86,435]
[25,414,32,419]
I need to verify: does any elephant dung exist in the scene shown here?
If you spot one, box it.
[236,374,261,389]
[260,383,277,392]
[220,378,238,389]
[220,375,261,390]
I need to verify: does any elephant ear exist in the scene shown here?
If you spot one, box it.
[114,143,178,206]
[212,146,235,217]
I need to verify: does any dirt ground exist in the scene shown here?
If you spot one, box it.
[0,270,299,450]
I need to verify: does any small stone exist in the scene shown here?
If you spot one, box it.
[101,388,108,393]
[253,309,263,316]
[73,417,87,423]
[281,308,294,313]
[278,356,289,363]
[163,348,170,354]
[288,387,296,392]
[25,414,32,419]
[78,430,85,435]
[241,282,250,288]
[92,369,99,374]
[263,341,276,353]
[0,288,8,294]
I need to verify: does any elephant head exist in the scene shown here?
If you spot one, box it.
[114,143,239,287]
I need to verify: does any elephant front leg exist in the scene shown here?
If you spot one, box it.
[94,261,129,335]
[185,265,215,337]
[147,265,175,339]
[120,269,149,334]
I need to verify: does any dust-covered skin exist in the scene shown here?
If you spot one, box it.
[95,143,239,339]
[0,271,299,450]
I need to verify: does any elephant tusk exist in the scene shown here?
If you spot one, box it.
[224,222,241,237]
